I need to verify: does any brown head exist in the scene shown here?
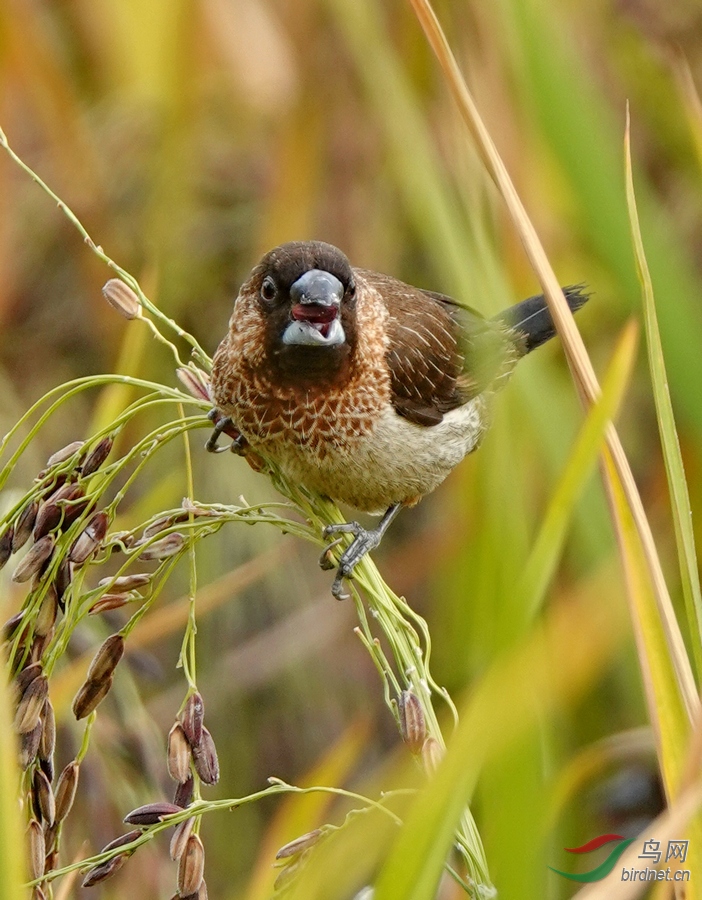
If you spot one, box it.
[229,241,359,388]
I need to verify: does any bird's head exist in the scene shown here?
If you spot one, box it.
[234,241,358,385]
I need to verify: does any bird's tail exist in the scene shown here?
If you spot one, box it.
[493,285,589,356]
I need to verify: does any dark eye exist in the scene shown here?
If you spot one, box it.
[347,279,356,298]
[261,277,277,303]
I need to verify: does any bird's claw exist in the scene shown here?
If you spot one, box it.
[206,412,248,455]
[322,521,385,600]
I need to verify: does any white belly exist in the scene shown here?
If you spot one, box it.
[277,398,488,513]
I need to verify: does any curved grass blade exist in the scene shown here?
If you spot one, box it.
[624,108,702,680]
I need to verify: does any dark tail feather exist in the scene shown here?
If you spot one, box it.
[493,285,589,355]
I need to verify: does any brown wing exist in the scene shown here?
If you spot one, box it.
[356,269,507,427]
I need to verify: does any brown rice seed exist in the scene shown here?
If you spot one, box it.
[81,437,113,478]
[27,819,45,881]
[54,761,79,823]
[15,675,49,733]
[170,816,195,861]
[72,673,114,720]
[39,699,56,766]
[0,526,14,569]
[421,736,444,775]
[54,558,71,607]
[98,573,151,591]
[32,768,55,826]
[81,853,127,887]
[192,727,219,785]
[176,366,211,402]
[174,775,194,809]
[35,586,59,638]
[275,829,322,860]
[46,441,84,469]
[12,501,39,552]
[398,690,426,755]
[138,532,184,560]
[180,693,204,747]
[19,721,42,770]
[177,833,205,896]
[89,593,133,615]
[168,723,192,784]
[102,278,142,320]
[123,801,182,826]
[86,634,125,683]
[12,535,55,584]
[13,662,43,701]
[69,511,109,565]
[100,830,142,854]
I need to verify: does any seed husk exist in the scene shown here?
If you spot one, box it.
[44,849,58,874]
[86,634,125,683]
[138,532,184,560]
[46,441,84,469]
[102,278,142,320]
[33,503,61,541]
[398,690,426,755]
[32,768,55,826]
[275,829,322,860]
[98,573,151,591]
[59,488,90,529]
[2,609,25,643]
[421,736,444,775]
[13,662,43,701]
[72,674,114,720]
[0,526,14,569]
[81,853,127,887]
[19,721,42,770]
[168,723,192,784]
[180,693,204,748]
[89,593,133,615]
[170,815,195,861]
[123,801,182,826]
[15,675,49,733]
[54,558,71,607]
[177,366,211,402]
[33,886,46,900]
[274,858,302,891]
[174,775,194,809]
[177,833,205,896]
[35,586,59,638]
[28,819,45,880]
[13,501,39,552]
[12,535,55,583]
[55,761,79,822]
[81,436,113,478]
[39,699,56,766]
[69,511,109,565]
[192,727,219,785]
[100,830,141,854]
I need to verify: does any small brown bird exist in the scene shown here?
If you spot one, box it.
[210,241,587,598]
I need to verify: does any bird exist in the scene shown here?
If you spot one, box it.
[209,240,588,599]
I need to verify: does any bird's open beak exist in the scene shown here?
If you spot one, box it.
[282,270,346,347]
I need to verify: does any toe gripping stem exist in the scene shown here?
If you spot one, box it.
[321,503,402,601]
[206,409,248,455]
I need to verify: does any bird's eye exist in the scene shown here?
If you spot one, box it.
[347,279,356,298]
[261,277,277,303]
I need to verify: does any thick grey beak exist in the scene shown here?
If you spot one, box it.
[282,269,346,348]
[289,269,343,307]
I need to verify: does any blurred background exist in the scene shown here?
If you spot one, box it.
[1,0,702,897]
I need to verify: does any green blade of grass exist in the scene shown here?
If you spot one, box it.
[521,319,638,621]
[624,109,702,680]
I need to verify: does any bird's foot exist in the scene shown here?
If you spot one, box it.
[321,504,402,601]
[205,410,248,455]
